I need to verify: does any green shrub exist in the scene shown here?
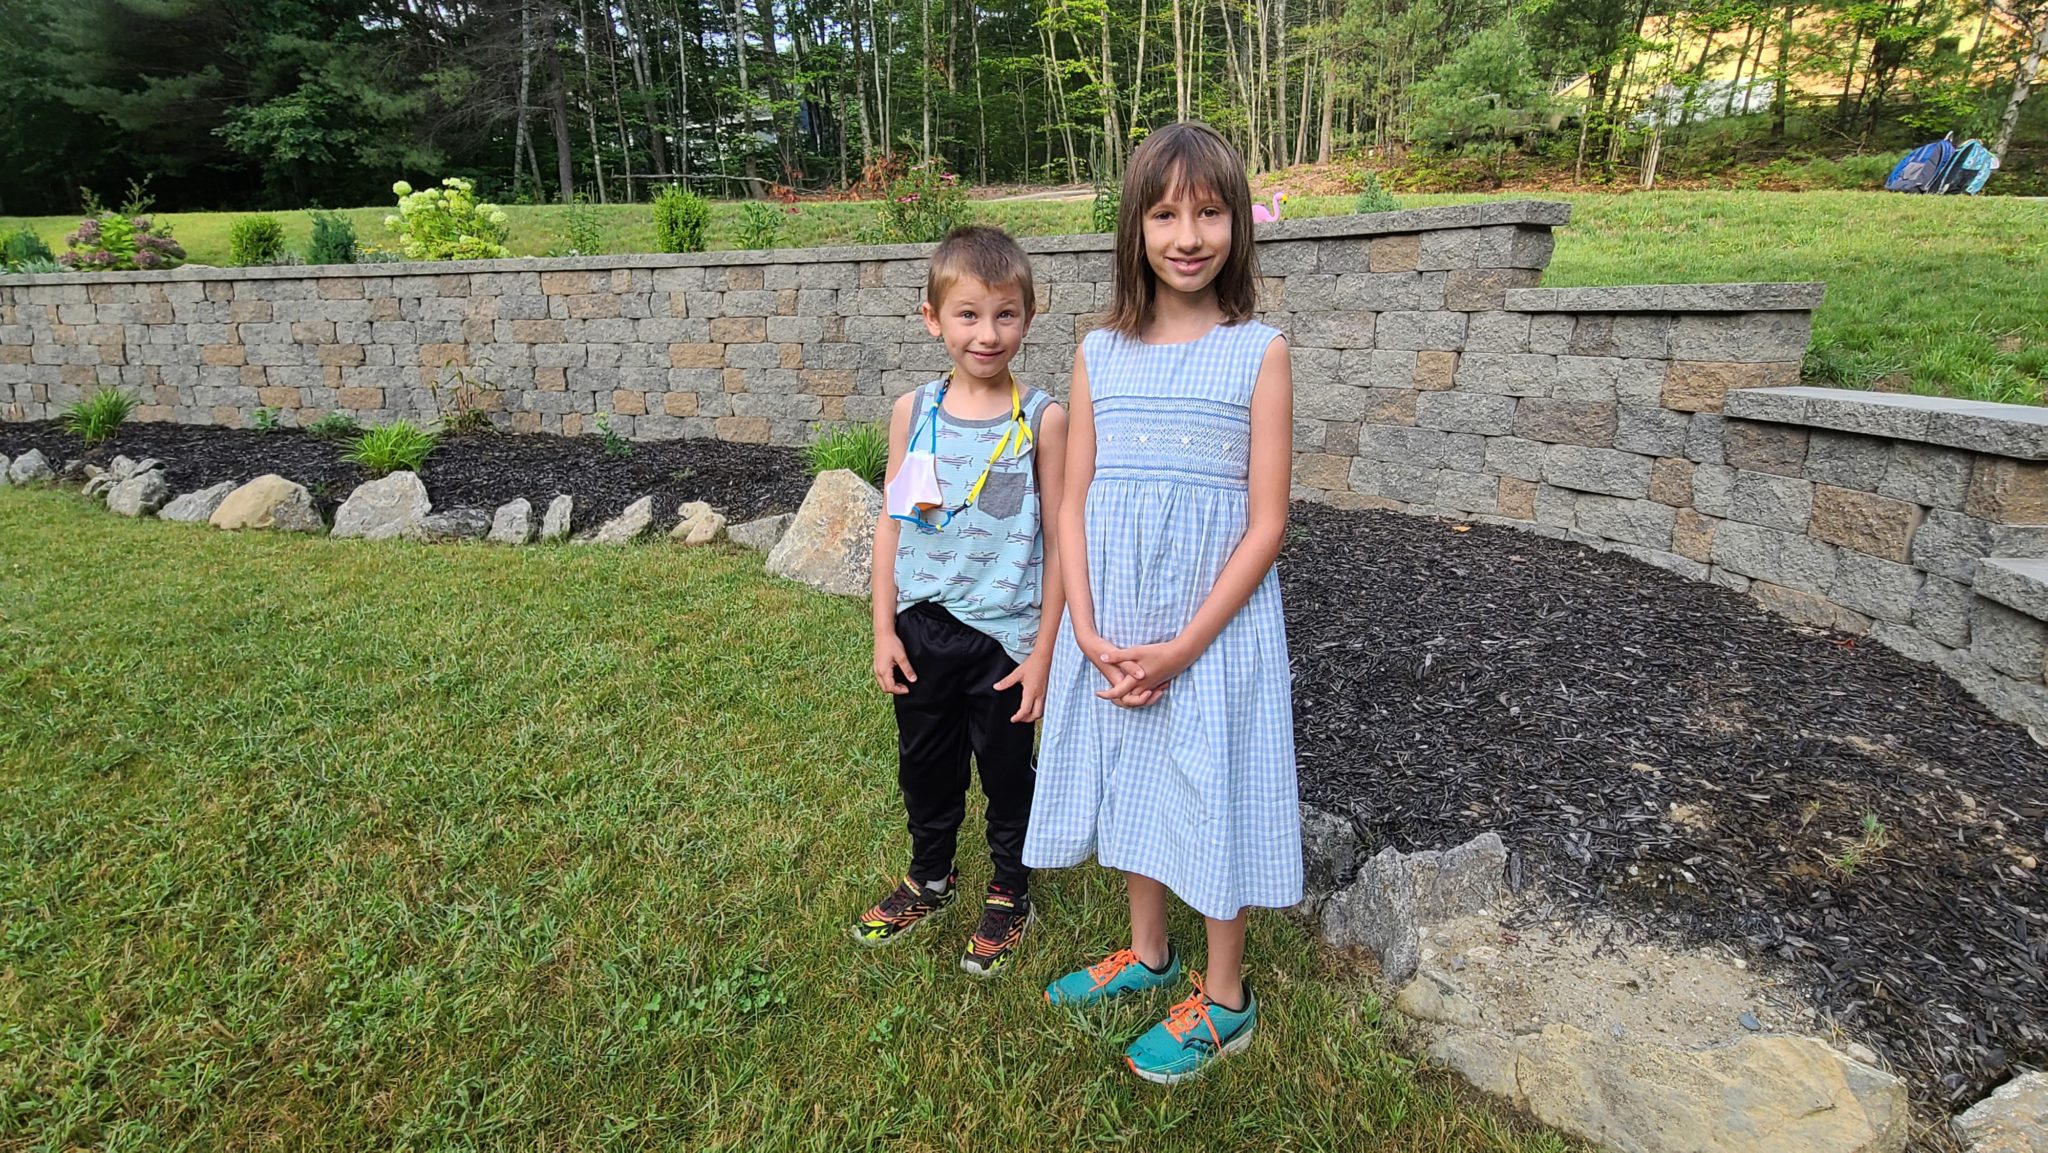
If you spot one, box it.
[1354,172,1399,214]
[1090,179,1120,232]
[2,226,53,270]
[5,257,63,276]
[870,161,969,244]
[346,421,439,476]
[595,413,633,460]
[736,201,784,250]
[305,411,362,441]
[383,177,510,261]
[61,388,135,444]
[306,211,358,264]
[251,406,283,432]
[805,422,888,487]
[653,185,710,253]
[559,197,605,256]
[60,212,184,272]
[228,215,287,266]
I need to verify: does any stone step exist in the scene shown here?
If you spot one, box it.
[1724,387,2048,460]
[1978,557,2048,623]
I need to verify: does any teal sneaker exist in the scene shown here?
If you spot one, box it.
[1124,979,1257,1085]
[1044,946,1180,1006]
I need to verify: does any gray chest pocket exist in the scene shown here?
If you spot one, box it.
[976,467,1030,521]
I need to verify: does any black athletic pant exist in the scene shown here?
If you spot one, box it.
[892,601,1036,894]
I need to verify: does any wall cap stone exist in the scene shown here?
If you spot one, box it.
[1724,386,2048,461]
[1977,558,2048,624]
[1504,283,1825,313]
[0,202,1575,287]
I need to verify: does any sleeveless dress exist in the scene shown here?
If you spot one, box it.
[1023,320,1302,920]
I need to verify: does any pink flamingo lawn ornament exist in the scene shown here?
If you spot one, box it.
[1252,190,1288,223]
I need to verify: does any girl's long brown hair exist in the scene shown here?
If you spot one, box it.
[1104,122,1259,338]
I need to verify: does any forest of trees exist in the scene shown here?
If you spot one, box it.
[0,0,2042,214]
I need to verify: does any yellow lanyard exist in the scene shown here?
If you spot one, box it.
[943,371,1035,511]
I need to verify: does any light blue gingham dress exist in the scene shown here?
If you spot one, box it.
[1024,319,1302,920]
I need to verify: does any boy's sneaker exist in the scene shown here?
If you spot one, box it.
[1044,945,1180,1006]
[851,872,957,946]
[960,885,1034,977]
[1124,977,1257,1085]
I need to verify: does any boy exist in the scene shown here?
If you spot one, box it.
[852,225,1067,977]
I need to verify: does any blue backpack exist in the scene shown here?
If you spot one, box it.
[1886,137,1955,193]
[1936,138,1997,195]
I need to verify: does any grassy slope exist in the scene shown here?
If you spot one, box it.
[0,490,1574,1152]
[4,190,2043,404]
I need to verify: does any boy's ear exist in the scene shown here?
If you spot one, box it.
[919,299,944,338]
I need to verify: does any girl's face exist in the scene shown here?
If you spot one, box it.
[920,274,1029,387]
[1141,180,1233,300]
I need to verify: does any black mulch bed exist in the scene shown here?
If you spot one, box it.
[1283,501,2046,1113]
[0,421,812,530]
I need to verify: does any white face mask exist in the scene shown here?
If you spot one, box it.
[886,443,946,526]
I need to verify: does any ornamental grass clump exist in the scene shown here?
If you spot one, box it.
[346,421,439,476]
[61,389,135,444]
[384,178,510,261]
[804,422,888,487]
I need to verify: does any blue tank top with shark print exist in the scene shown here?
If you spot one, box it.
[893,378,1054,663]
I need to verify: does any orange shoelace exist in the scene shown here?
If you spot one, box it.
[1086,948,1141,989]
[1163,974,1224,1048]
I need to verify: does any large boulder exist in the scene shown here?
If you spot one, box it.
[1320,832,1506,982]
[7,449,53,486]
[728,512,794,553]
[766,470,881,596]
[1955,1072,2048,1153]
[404,508,491,542]
[1428,1027,1908,1153]
[210,475,324,533]
[539,494,574,542]
[158,481,238,524]
[106,470,171,517]
[579,496,655,545]
[332,471,431,540]
[488,498,535,545]
[670,500,728,545]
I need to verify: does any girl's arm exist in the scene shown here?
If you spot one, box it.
[1099,336,1293,701]
[993,401,1067,723]
[871,390,918,694]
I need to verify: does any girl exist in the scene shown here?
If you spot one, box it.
[1025,122,1300,1084]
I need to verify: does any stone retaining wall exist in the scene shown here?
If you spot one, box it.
[3,202,2043,731]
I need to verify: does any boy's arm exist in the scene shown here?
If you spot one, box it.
[1098,336,1293,702]
[996,400,1068,723]
[872,391,918,694]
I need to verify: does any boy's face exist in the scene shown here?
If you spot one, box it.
[1141,179,1233,298]
[920,275,1030,387]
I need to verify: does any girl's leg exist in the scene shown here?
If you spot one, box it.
[1202,911,1248,1010]
[1127,872,1172,969]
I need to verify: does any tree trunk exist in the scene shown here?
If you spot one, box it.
[601,0,636,200]
[1772,1,1796,137]
[1130,0,1149,135]
[620,0,668,177]
[517,0,537,193]
[922,0,933,159]
[1173,0,1187,120]
[851,0,874,167]
[971,0,989,182]
[670,0,692,178]
[1317,20,1335,163]
[1992,8,2047,161]
[544,19,578,203]
[1100,0,1122,174]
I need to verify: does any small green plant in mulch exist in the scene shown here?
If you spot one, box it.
[435,365,498,436]
[345,421,438,476]
[60,388,134,444]
[735,200,785,250]
[1825,812,1891,878]
[251,406,284,433]
[595,413,633,460]
[556,196,605,257]
[1354,171,1399,214]
[804,422,887,487]
[228,215,288,266]
[305,211,358,265]
[305,411,362,441]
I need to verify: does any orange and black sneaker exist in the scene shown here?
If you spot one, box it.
[851,872,957,946]
[959,884,1034,977]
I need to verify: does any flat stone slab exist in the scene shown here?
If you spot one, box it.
[1976,558,2048,624]
[1320,831,1506,982]
[1505,283,1826,313]
[1724,387,2048,461]
[728,512,794,552]
[158,481,237,524]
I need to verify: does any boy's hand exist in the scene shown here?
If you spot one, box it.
[873,630,916,694]
[994,651,1052,723]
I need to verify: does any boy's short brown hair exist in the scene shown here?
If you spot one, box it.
[1106,122,1258,337]
[926,225,1037,318]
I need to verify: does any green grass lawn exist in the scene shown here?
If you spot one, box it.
[5,189,2042,404]
[0,489,1573,1151]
